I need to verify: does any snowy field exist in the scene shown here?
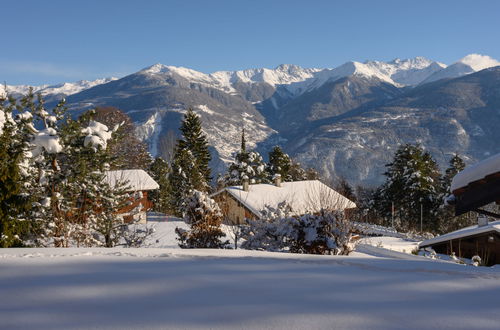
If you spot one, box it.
[2,247,500,330]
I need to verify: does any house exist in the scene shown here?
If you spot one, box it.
[419,219,500,266]
[211,176,357,225]
[420,152,500,265]
[104,169,159,224]
[448,152,500,218]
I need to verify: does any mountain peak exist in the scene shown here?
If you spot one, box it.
[457,54,500,71]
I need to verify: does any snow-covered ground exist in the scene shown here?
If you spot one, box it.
[1,247,500,330]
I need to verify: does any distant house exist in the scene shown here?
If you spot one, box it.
[104,169,159,224]
[420,152,500,265]
[211,177,356,225]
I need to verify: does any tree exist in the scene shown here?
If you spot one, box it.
[374,144,441,232]
[92,106,152,170]
[267,146,292,181]
[0,92,32,247]
[177,108,211,185]
[335,177,357,203]
[437,154,474,233]
[223,129,268,186]
[148,157,173,214]
[175,190,229,248]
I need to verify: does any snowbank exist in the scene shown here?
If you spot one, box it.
[1,247,500,330]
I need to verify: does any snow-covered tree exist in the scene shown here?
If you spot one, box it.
[175,190,229,248]
[242,203,356,255]
[0,92,33,247]
[267,146,292,182]
[223,129,268,186]
[93,106,152,170]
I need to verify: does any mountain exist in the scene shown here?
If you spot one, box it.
[0,78,117,103]
[5,54,500,187]
[422,54,500,84]
[285,66,500,185]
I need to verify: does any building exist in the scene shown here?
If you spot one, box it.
[420,152,500,265]
[419,219,500,266]
[211,177,356,225]
[449,152,500,218]
[104,169,159,224]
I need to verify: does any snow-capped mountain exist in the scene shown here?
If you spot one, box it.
[422,54,500,84]
[0,77,117,98]
[8,54,500,186]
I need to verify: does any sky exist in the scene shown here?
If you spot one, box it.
[1,0,500,85]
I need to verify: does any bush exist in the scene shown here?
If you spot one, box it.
[242,204,357,255]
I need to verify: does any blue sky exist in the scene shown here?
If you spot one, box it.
[2,0,499,85]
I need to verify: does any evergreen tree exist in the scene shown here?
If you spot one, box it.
[267,146,292,182]
[175,190,229,248]
[178,108,211,184]
[437,154,473,233]
[335,177,357,203]
[374,144,441,232]
[0,93,32,247]
[169,145,206,215]
[224,129,268,186]
[148,157,173,214]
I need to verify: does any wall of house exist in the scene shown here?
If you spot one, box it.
[431,232,500,266]
[214,192,255,225]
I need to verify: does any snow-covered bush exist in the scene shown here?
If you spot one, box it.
[175,190,229,249]
[242,204,357,255]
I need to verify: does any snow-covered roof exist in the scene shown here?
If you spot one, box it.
[104,170,159,191]
[213,180,356,218]
[419,220,500,248]
[451,153,500,192]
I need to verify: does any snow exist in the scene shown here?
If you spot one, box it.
[32,128,63,156]
[420,220,500,248]
[450,152,500,191]
[0,77,116,97]
[1,246,500,329]
[458,54,500,71]
[215,180,356,217]
[82,120,113,150]
[105,169,159,191]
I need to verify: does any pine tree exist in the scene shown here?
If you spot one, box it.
[374,144,441,232]
[224,129,268,186]
[437,154,473,233]
[175,190,229,248]
[267,146,292,182]
[335,177,357,203]
[0,93,32,247]
[178,108,211,185]
[148,157,173,214]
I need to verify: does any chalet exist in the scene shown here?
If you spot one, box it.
[211,176,357,225]
[104,169,159,224]
[419,152,500,265]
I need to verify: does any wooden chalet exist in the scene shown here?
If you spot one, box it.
[211,177,357,225]
[104,169,159,224]
[420,153,500,265]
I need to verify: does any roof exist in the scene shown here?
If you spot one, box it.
[104,169,159,191]
[451,152,500,192]
[419,220,500,248]
[212,180,356,218]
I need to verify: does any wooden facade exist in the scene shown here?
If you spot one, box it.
[422,231,500,266]
[212,191,257,225]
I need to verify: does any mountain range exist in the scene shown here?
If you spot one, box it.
[3,54,500,187]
